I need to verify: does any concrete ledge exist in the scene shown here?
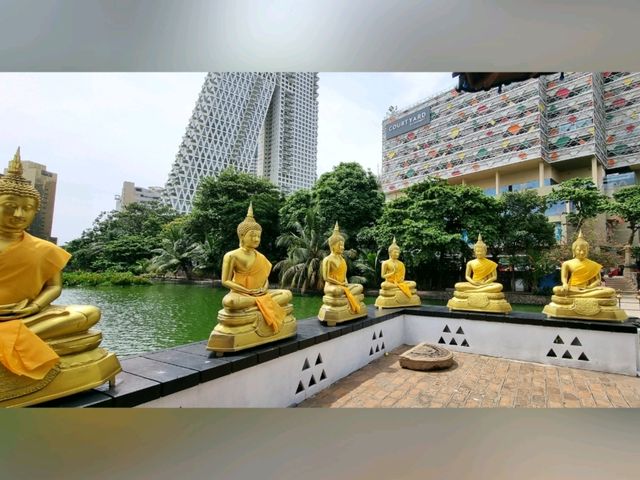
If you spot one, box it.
[37,305,639,408]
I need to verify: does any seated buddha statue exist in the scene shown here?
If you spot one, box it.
[447,234,512,313]
[0,148,121,408]
[207,203,296,354]
[318,223,367,326]
[375,237,421,309]
[543,231,627,322]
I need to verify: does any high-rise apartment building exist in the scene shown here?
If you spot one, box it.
[2,160,58,242]
[381,72,640,243]
[164,72,319,213]
[115,181,164,210]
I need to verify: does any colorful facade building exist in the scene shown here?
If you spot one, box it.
[381,72,640,244]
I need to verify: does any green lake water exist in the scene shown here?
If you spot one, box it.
[58,284,541,357]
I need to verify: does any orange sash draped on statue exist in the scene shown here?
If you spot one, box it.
[254,296,284,333]
[387,262,412,298]
[472,258,497,282]
[232,252,285,332]
[0,320,59,379]
[569,258,602,286]
[329,258,361,314]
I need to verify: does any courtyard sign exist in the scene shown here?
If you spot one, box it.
[385,106,431,139]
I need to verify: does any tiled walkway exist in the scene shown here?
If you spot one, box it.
[298,346,640,408]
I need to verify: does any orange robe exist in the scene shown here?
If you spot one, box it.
[569,258,602,286]
[0,233,67,377]
[471,258,497,282]
[386,261,412,298]
[0,232,71,304]
[231,252,285,333]
[328,257,361,314]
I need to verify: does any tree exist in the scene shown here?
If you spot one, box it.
[274,206,327,293]
[313,162,385,247]
[347,250,378,287]
[279,189,313,232]
[64,201,180,272]
[370,179,500,289]
[545,177,610,231]
[186,168,284,276]
[191,233,218,277]
[495,191,556,291]
[609,184,640,246]
[148,238,201,280]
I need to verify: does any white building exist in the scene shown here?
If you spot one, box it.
[115,181,164,210]
[164,72,319,213]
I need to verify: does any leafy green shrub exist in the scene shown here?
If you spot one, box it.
[63,271,152,287]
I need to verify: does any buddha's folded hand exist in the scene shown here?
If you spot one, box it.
[12,303,40,317]
[0,299,29,315]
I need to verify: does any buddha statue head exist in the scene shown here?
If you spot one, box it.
[0,148,41,235]
[388,237,400,260]
[237,202,262,249]
[571,230,589,260]
[473,234,488,259]
[328,222,345,254]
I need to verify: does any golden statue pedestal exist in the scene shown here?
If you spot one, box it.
[317,223,368,327]
[375,238,421,309]
[375,286,421,309]
[446,235,511,314]
[447,290,512,314]
[207,203,298,355]
[318,292,367,327]
[0,347,120,408]
[543,295,628,322]
[207,305,297,354]
[543,231,629,323]
[0,148,122,408]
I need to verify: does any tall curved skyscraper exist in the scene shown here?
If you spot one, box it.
[164,72,319,213]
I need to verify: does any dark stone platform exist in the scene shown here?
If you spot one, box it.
[34,305,639,408]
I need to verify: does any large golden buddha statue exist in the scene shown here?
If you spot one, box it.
[375,238,421,309]
[0,148,121,407]
[447,234,512,313]
[543,231,627,322]
[207,203,296,354]
[318,223,367,326]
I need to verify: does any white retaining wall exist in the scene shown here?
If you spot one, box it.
[141,313,639,408]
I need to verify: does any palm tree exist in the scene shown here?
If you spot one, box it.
[347,250,378,287]
[148,223,201,280]
[275,207,327,293]
[192,233,219,278]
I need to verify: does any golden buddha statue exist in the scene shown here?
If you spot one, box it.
[0,148,121,408]
[447,234,512,313]
[543,231,627,322]
[375,237,421,309]
[318,223,367,326]
[207,203,296,354]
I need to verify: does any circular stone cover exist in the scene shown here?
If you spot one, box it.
[399,342,454,371]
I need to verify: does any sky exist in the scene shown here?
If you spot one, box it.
[0,72,456,244]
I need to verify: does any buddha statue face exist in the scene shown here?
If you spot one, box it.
[240,229,261,250]
[389,246,400,260]
[572,241,588,260]
[474,243,487,259]
[330,239,345,255]
[0,194,38,234]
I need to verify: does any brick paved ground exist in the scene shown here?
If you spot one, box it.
[298,346,640,408]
